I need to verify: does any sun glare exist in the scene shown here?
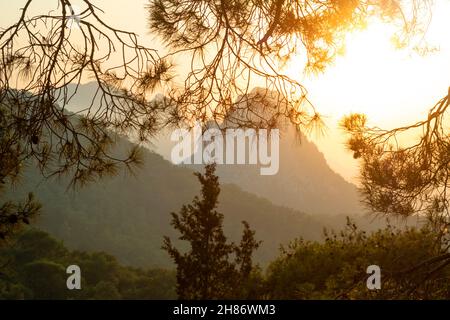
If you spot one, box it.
[282,6,450,182]
[285,21,412,122]
[286,18,448,125]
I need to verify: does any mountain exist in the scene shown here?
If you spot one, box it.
[61,83,364,216]
[6,135,334,268]
[212,125,364,216]
[1,83,394,269]
[182,89,364,216]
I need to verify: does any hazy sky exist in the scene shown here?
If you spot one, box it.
[1,0,449,183]
[290,2,450,183]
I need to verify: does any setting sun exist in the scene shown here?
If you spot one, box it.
[280,4,450,182]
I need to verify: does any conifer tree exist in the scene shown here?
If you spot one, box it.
[163,164,260,299]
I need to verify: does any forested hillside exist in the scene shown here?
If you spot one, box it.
[5,134,392,268]
[0,229,176,299]
[5,137,328,267]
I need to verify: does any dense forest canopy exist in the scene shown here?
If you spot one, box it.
[0,229,176,299]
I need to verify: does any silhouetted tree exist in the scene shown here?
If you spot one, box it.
[0,229,177,299]
[342,89,450,226]
[341,89,450,287]
[163,164,260,299]
[148,0,431,131]
[0,0,173,242]
[0,194,41,241]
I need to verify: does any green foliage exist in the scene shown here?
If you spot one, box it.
[265,219,450,299]
[2,217,450,300]
[5,139,331,268]
[164,164,261,299]
[0,229,176,300]
[22,260,67,299]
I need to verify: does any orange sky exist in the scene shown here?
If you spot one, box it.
[1,0,449,184]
